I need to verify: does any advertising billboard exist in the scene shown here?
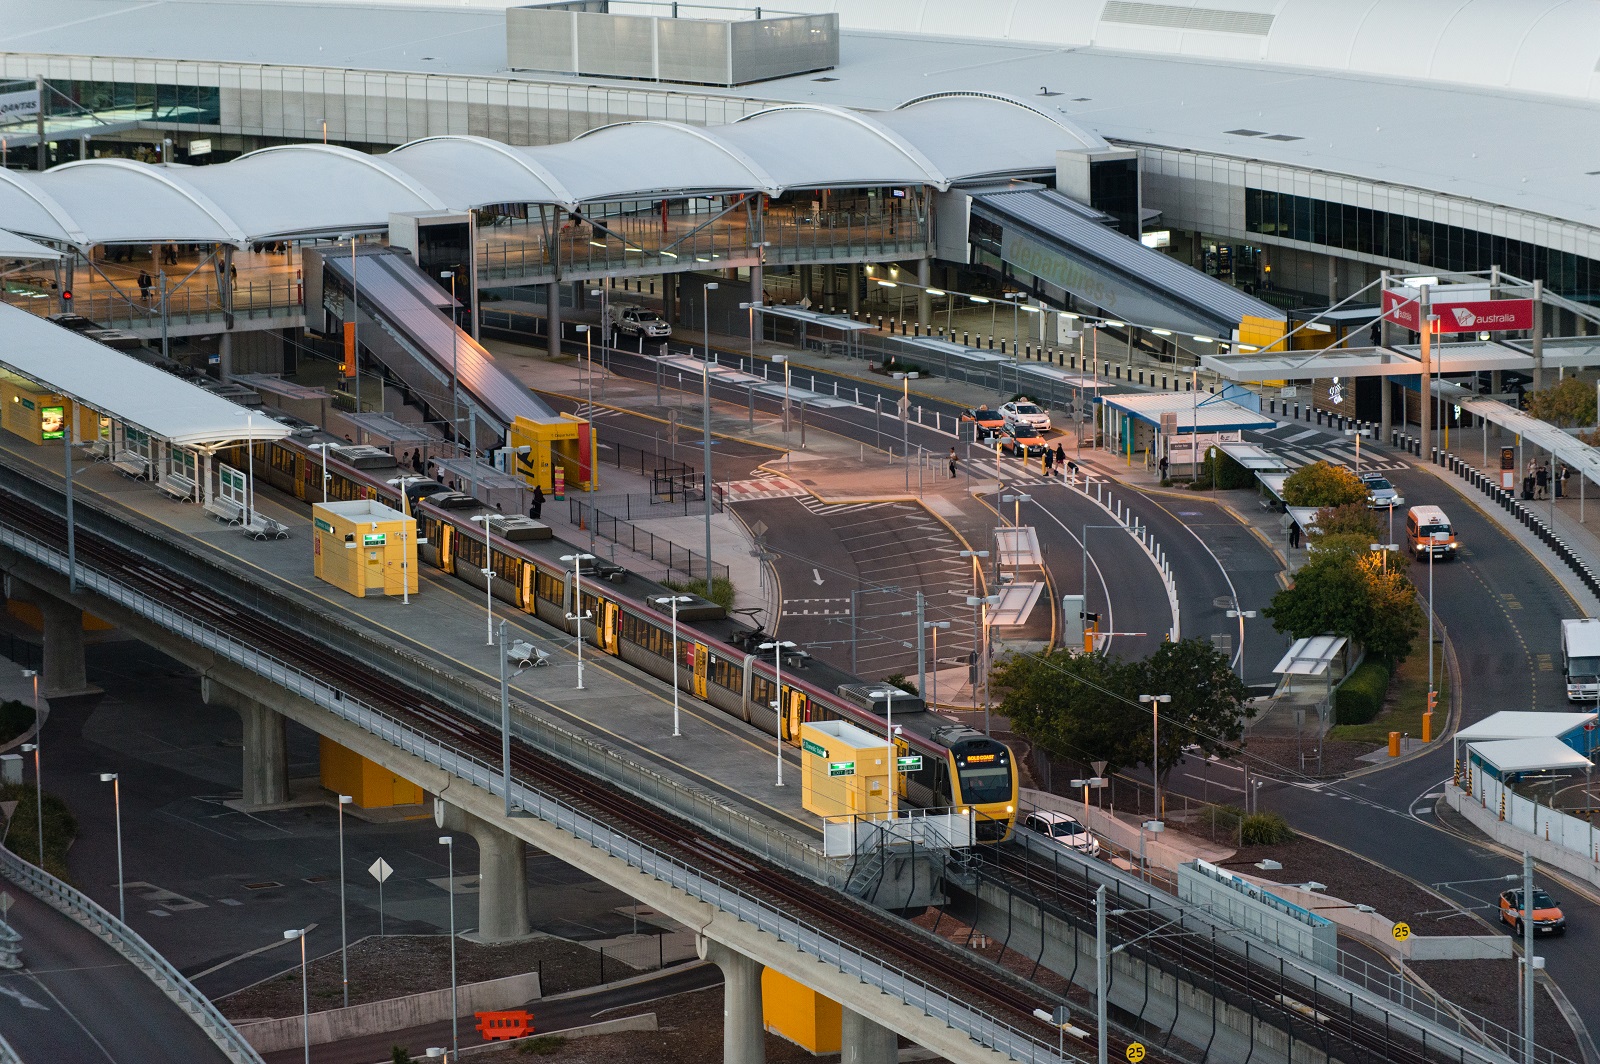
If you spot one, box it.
[1382,290,1534,334]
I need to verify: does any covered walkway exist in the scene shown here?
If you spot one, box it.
[0,304,289,526]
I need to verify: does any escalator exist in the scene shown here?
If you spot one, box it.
[968,186,1284,341]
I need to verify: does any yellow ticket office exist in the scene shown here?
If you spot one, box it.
[0,377,97,445]
[312,500,418,598]
[800,719,896,820]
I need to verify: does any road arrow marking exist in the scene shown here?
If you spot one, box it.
[812,569,825,586]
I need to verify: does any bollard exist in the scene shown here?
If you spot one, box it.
[1388,731,1401,757]
[1422,711,1433,743]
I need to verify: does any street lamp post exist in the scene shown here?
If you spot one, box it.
[98,773,123,924]
[1369,542,1398,573]
[966,595,1001,734]
[897,372,910,490]
[702,282,719,600]
[560,553,595,690]
[1138,694,1172,824]
[337,793,352,1007]
[21,668,38,870]
[758,640,796,786]
[922,619,949,708]
[653,596,694,737]
[439,835,459,1057]
[469,514,495,646]
[739,300,763,365]
[1002,492,1033,528]
[442,268,461,454]
[1225,608,1255,681]
[284,928,310,1064]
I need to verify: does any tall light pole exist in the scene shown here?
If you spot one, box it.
[283,928,310,1064]
[469,514,494,646]
[98,772,123,924]
[590,285,608,381]
[442,268,461,454]
[1225,608,1255,681]
[922,619,949,708]
[702,282,719,599]
[966,595,1001,734]
[439,835,458,1058]
[1138,694,1172,824]
[739,300,763,363]
[21,668,39,870]
[1002,492,1033,528]
[1521,851,1536,1064]
[898,372,910,490]
[560,553,595,689]
[758,640,796,786]
[653,596,693,737]
[337,793,352,1008]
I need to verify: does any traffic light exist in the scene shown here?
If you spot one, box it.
[60,290,71,303]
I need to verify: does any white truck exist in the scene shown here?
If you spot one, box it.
[608,303,672,339]
[1560,618,1600,701]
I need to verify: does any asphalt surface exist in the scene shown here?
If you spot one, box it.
[260,960,721,1064]
[0,880,232,1064]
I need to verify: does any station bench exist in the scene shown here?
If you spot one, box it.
[111,451,150,480]
[204,497,246,525]
[157,473,197,502]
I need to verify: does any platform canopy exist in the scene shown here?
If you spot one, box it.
[0,229,62,261]
[1101,390,1275,433]
[1455,711,1598,743]
[0,304,291,450]
[1273,635,1348,677]
[0,93,1091,249]
[1467,737,1593,776]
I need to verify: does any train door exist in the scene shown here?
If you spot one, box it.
[519,563,533,611]
[598,601,620,654]
[691,643,708,698]
[782,689,807,744]
[438,523,455,574]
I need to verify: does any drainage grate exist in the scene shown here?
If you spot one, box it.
[243,881,283,890]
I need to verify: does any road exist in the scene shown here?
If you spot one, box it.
[0,882,233,1063]
[261,960,722,1064]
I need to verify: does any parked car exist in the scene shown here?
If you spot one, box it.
[1000,398,1052,432]
[960,407,1007,439]
[608,303,672,338]
[1360,472,1404,510]
[999,423,1048,457]
[1499,888,1565,935]
[1021,810,1101,856]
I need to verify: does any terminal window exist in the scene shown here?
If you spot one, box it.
[55,80,220,126]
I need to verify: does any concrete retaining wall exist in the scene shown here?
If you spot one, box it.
[235,971,541,1054]
[1447,784,1600,890]
[452,1012,658,1058]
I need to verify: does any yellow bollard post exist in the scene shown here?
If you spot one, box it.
[1388,731,1401,757]
[1422,711,1433,744]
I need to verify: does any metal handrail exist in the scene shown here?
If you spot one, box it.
[0,522,1081,1064]
[0,846,264,1064]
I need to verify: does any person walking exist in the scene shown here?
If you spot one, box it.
[1054,442,1066,473]
[948,447,958,479]
[529,483,546,520]
[1288,522,1301,550]
[137,271,151,303]
[1042,447,1054,477]
[1536,463,1549,500]
[1158,455,1170,480]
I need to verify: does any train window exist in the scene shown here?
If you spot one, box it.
[708,655,741,691]
[458,536,485,569]
[752,675,774,707]
[492,548,519,583]
[535,570,563,605]
[270,444,297,475]
[621,614,671,658]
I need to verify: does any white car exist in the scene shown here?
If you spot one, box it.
[1021,810,1100,856]
[1000,398,1051,432]
[1360,473,1404,510]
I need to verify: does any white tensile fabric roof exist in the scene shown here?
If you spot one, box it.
[0,94,1090,249]
[1455,711,1597,743]
[1467,737,1593,776]
[0,229,62,260]
[0,304,291,448]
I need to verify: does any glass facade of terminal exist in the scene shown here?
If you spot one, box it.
[1245,188,1600,302]
[55,80,222,125]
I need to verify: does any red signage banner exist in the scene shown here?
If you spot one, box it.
[1382,290,1534,334]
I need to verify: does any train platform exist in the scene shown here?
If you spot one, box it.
[0,430,821,844]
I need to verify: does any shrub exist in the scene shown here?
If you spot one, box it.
[1187,448,1256,490]
[1197,804,1243,834]
[659,576,736,612]
[1282,461,1367,508]
[0,700,34,745]
[519,1036,568,1056]
[883,673,918,696]
[1239,812,1296,845]
[1335,661,1392,726]
[0,783,79,883]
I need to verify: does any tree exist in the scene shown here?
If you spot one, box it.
[1282,460,1367,508]
[1263,548,1426,663]
[993,640,1249,780]
[1524,376,1596,428]
[1309,503,1380,543]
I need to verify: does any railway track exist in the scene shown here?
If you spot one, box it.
[0,482,1170,1064]
[977,842,1491,1064]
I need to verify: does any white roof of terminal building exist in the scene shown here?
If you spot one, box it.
[1455,711,1598,743]
[1101,391,1276,433]
[0,304,292,449]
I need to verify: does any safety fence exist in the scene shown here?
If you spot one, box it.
[0,519,1084,1064]
[1067,471,1181,642]
[1404,433,1600,601]
[0,846,265,1064]
[1452,774,1600,870]
[567,496,730,586]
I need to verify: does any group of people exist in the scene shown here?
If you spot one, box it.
[1524,460,1568,500]
[947,441,1076,479]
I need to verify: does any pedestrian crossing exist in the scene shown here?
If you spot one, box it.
[796,498,892,517]
[780,596,852,618]
[721,476,810,504]
[1251,427,1409,473]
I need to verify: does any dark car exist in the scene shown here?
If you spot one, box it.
[961,407,1007,439]
[1000,424,1048,457]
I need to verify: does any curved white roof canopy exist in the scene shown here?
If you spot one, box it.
[722,105,947,190]
[885,93,1108,182]
[0,303,291,449]
[182,145,446,240]
[0,230,62,260]
[0,94,1077,248]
